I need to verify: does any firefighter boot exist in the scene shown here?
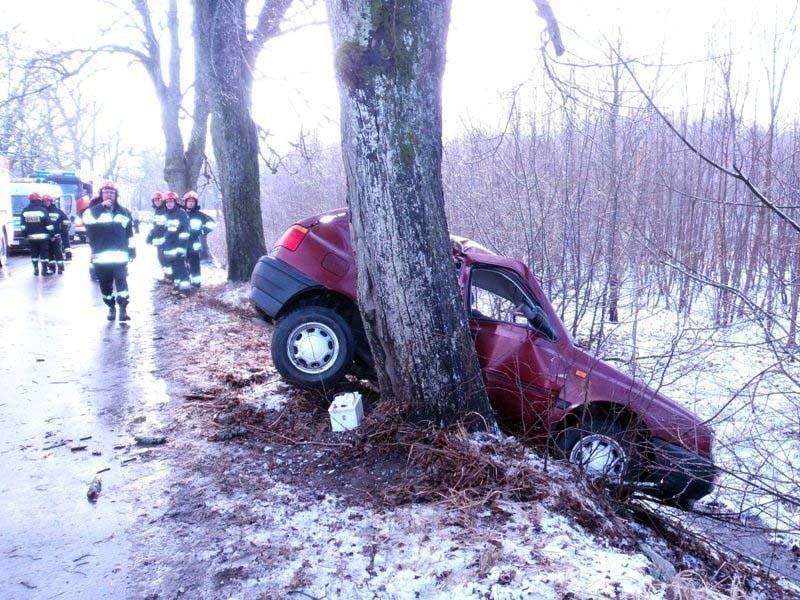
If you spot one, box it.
[117,297,130,322]
[104,298,116,321]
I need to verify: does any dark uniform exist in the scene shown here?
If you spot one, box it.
[19,193,55,276]
[145,193,169,281]
[42,195,67,274]
[162,192,191,295]
[83,181,136,321]
[183,191,216,288]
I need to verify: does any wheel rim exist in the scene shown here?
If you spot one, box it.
[286,321,340,375]
[569,434,627,481]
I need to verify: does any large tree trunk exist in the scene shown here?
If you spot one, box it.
[194,0,267,281]
[327,0,493,428]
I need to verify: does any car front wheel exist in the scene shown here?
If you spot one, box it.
[272,306,355,390]
[556,416,641,490]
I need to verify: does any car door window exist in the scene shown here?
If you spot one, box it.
[469,267,557,340]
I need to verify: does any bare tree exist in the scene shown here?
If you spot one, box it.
[101,0,209,195]
[193,0,295,281]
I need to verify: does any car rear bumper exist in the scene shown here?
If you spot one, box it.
[643,438,717,504]
[250,256,321,321]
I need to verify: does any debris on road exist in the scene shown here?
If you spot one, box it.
[87,477,102,503]
[70,445,87,452]
[134,435,167,446]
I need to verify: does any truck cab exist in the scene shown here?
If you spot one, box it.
[10,179,64,251]
[0,157,11,267]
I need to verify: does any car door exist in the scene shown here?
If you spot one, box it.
[464,264,565,436]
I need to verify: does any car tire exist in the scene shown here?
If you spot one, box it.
[272,306,355,390]
[556,416,641,489]
[0,233,7,268]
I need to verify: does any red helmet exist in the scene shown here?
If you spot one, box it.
[183,191,198,201]
[42,194,53,202]
[151,191,163,200]
[164,191,179,201]
[100,180,117,192]
[28,192,41,201]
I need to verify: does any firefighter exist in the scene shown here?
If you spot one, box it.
[145,191,170,281]
[41,194,67,274]
[183,191,216,289]
[61,211,73,261]
[162,191,191,295]
[82,180,136,321]
[19,192,55,276]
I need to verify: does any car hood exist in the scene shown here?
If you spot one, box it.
[564,346,713,457]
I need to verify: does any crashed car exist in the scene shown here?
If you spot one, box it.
[250,209,716,506]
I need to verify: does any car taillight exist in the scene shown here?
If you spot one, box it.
[276,224,309,251]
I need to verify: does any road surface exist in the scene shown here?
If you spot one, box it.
[0,241,169,599]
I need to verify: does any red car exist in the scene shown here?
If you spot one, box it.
[251,209,716,506]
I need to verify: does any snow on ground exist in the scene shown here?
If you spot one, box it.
[595,293,800,550]
[134,265,798,599]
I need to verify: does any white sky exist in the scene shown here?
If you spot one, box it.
[3,0,798,162]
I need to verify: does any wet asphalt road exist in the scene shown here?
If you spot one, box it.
[0,241,168,598]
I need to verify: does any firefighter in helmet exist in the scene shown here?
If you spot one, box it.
[145,191,170,281]
[183,190,216,288]
[82,180,136,321]
[41,194,67,274]
[162,191,191,295]
[19,192,55,276]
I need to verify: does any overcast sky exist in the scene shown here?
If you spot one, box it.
[3,0,798,156]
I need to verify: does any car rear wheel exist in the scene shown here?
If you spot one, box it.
[556,416,641,490]
[272,306,355,390]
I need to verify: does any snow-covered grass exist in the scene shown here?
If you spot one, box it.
[167,268,799,599]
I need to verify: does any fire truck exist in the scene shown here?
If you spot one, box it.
[29,170,94,243]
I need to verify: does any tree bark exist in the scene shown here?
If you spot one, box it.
[194,0,266,281]
[327,0,493,428]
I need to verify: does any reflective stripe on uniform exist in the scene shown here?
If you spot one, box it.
[152,237,165,246]
[204,221,217,231]
[27,233,50,240]
[189,218,203,230]
[117,290,130,299]
[163,248,186,258]
[192,241,202,251]
[92,250,130,264]
[190,274,201,284]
